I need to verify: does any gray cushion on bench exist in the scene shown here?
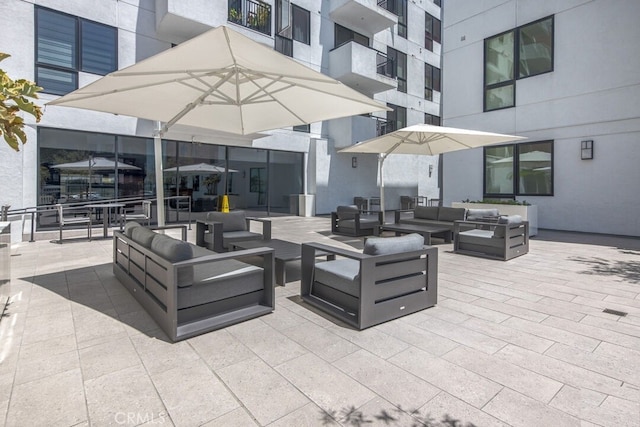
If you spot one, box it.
[338,217,379,230]
[151,234,194,285]
[124,221,142,238]
[438,207,466,222]
[414,206,439,220]
[131,226,157,248]
[314,258,360,297]
[363,233,424,256]
[458,229,502,247]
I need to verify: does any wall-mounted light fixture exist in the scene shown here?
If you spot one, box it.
[352,157,357,168]
[428,164,434,177]
[581,140,594,160]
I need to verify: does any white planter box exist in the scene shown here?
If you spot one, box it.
[451,202,538,236]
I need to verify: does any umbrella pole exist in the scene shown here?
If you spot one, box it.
[379,154,387,224]
[154,122,166,226]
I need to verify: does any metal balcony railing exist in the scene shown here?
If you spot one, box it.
[228,0,272,36]
[376,52,396,79]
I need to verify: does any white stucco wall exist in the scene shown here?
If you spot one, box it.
[442,0,640,236]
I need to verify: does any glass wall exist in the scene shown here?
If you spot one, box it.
[38,127,305,228]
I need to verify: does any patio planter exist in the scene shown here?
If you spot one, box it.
[451,202,538,236]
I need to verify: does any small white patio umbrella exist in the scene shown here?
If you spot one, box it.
[163,163,238,174]
[51,157,141,171]
[339,124,526,221]
[47,26,389,225]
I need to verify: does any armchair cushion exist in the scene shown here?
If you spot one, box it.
[336,205,359,220]
[150,234,195,286]
[493,215,523,238]
[314,259,360,298]
[466,208,500,221]
[206,211,247,232]
[338,217,379,230]
[363,233,424,256]
[414,206,439,220]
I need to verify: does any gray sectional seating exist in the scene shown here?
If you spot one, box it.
[301,233,438,330]
[114,221,274,341]
[393,206,467,241]
[454,215,529,261]
[331,205,383,237]
[196,210,271,252]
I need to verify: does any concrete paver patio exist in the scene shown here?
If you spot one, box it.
[1,215,639,426]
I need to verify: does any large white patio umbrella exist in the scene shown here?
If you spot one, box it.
[47,26,389,225]
[51,157,141,171]
[339,124,526,221]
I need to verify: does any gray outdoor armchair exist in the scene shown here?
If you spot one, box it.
[301,233,438,330]
[196,210,271,252]
[331,205,383,237]
[454,215,529,261]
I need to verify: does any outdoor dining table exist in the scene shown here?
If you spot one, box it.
[86,203,125,238]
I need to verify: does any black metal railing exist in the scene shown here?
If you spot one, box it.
[376,52,396,78]
[372,117,395,136]
[275,34,293,57]
[228,0,272,36]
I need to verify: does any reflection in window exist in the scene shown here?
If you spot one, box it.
[425,13,441,52]
[484,141,553,197]
[388,48,407,93]
[335,24,369,48]
[292,4,310,45]
[519,18,553,78]
[484,16,553,111]
[425,63,441,101]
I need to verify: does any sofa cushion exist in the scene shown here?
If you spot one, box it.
[336,205,359,220]
[177,260,263,308]
[493,215,523,238]
[337,217,378,230]
[466,208,500,221]
[414,206,439,220]
[131,226,157,248]
[363,233,424,256]
[314,258,360,297]
[437,207,466,222]
[150,234,194,286]
[206,211,247,232]
[124,221,141,238]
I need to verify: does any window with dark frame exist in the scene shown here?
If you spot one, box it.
[484,140,553,197]
[334,24,369,48]
[36,6,117,95]
[424,113,440,126]
[425,63,441,101]
[293,124,310,133]
[386,103,407,134]
[292,4,310,45]
[425,13,441,52]
[387,47,407,93]
[384,0,407,38]
[484,16,554,112]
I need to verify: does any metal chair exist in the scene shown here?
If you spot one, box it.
[121,200,152,227]
[56,204,92,244]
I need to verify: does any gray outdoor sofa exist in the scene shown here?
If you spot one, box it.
[453,215,529,261]
[113,221,274,341]
[301,233,438,329]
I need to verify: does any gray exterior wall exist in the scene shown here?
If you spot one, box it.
[0,0,441,231]
[442,0,640,236]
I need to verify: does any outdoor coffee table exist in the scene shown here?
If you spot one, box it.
[228,239,335,286]
[375,223,452,245]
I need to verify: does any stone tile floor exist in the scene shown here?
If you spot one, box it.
[1,215,639,426]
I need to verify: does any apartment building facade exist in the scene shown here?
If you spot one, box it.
[0,0,442,238]
[441,0,640,236]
